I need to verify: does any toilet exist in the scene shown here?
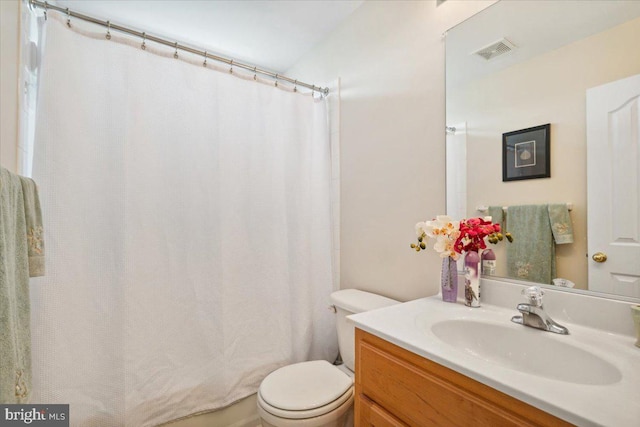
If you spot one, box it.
[257,289,399,427]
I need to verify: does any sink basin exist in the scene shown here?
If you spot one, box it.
[430,319,622,385]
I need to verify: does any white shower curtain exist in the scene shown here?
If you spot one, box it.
[29,16,336,426]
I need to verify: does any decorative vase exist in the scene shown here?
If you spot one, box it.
[464,251,481,307]
[440,257,458,303]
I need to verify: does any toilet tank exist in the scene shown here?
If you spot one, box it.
[330,289,399,372]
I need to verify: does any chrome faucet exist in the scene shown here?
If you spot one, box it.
[511,286,569,335]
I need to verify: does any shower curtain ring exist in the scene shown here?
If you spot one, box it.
[174,42,179,59]
[106,21,111,40]
[43,1,48,20]
[229,60,234,74]
[294,80,298,93]
[66,8,71,27]
[203,51,207,67]
[141,32,146,50]
[275,74,279,88]
[253,66,257,81]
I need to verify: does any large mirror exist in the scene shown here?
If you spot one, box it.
[445,0,640,300]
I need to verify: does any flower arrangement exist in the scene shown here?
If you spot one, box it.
[411,215,511,258]
[411,215,513,306]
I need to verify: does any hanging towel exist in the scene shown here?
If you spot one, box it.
[0,167,43,403]
[19,177,45,277]
[548,204,574,244]
[487,206,504,229]
[505,205,555,285]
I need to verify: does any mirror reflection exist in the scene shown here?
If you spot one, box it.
[445,0,640,299]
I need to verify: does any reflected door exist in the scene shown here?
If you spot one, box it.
[586,74,640,297]
[446,122,467,220]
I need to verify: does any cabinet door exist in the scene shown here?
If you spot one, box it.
[355,329,574,427]
[358,393,408,427]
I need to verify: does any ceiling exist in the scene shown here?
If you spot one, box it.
[52,0,364,73]
[446,0,640,90]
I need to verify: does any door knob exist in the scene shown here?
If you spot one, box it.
[592,252,607,263]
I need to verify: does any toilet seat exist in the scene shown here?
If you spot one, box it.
[258,387,353,420]
[258,360,354,419]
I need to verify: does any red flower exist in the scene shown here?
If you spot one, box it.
[453,218,501,254]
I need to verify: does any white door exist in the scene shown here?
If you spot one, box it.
[586,74,640,298]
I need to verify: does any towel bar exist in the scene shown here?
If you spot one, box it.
[476,203,573,213]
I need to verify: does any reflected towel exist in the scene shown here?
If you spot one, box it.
[505,205,555,285]
[0,167,33,403]
[548,203,574,244]
[487,206,504,230]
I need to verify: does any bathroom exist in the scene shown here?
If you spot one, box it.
[1,0,639,426]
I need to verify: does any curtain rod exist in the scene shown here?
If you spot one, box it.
[29,0,329,96]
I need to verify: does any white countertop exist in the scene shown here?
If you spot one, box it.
[349,296,640,427]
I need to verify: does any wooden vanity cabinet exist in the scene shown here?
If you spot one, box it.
[354,328,574,427]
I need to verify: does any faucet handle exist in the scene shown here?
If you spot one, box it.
[522,286,544,306]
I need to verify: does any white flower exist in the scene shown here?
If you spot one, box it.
[418,215,461,260]
[433,235,448,252]
[434,235,459,260]
[425,215,460,238]
[415,221,428,237]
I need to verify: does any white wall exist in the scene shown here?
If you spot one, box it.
[448,17,640,289]
[287,0,496,301]
[0,0,20,172]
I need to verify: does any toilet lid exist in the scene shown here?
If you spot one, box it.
[259,360,353,411]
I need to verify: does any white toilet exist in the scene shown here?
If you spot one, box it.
[257,289,399,427]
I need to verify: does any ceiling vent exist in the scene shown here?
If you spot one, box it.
[473,38,516,61]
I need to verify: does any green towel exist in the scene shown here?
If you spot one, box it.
[0,167,43,403]
[505,205,555,285]
[19,177,45,277]
[487,206,504,230]
[548,204,574,244]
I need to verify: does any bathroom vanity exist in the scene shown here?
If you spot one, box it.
[349,280,640,427]
[355,329,570,426]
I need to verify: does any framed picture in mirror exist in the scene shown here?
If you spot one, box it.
[502,124,550,181]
